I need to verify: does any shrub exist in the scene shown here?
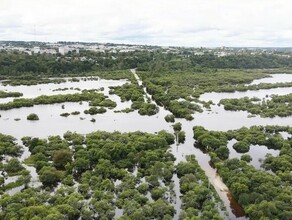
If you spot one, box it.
[27,113,39,121]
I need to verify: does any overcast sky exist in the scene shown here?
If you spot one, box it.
[1,0,292,47]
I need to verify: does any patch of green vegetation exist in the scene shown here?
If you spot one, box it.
[0,133,23,160]
[70,111,80,115]
[177,131,186,144]
[4,158,25,176]
[2,78,66,86]
[0,130,225,219]
[0,90,116,110]
[110,82,158,116]
[114,108,135,113]
[60,113,70,117]
[90,118,96,122]
[138,69,268,119]
[164,114,175,123]
[0,91,23,98]
[193,125,292,220]
[96,70,135,82]
[220,94,292,117]
[84,107,107,115]
[177,155,223,219]
[1,171,31,191]
[27,113,39,121]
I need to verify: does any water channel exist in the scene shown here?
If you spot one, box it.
[0,71,291,219]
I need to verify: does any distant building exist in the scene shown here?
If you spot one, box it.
[194,52,204,56]
[42,49,57,55]
[59,46,69,55]
[33,47,40,54]
[24,50,32,55]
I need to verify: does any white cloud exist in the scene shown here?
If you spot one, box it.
[1,0,292,46]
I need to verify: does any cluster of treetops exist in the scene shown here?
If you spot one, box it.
[193,125,292,220]
[220,94,292,117]
[0,130,223,220]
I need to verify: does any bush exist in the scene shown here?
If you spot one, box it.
[84,107,106,115]
[60,113,70,117]
[241,154,252,162]
[27,113,39,120]
[233,141,250,153]
[177,131,186,144]
[215,146,230,160]
[4,158,25,175]
[53,150,73,169]
[164,114,175,123]
[173,122,182,132]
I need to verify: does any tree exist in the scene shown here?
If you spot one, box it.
[215,146,229,160]
[39,167,60,186]
[233,141,250,153]
[151,199,175,219]
[177,131,186,144]
[4,158,24,175]
[172,122,182,132]
[53,150,72,169]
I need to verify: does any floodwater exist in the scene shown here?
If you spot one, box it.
[193,105,292,131]
[227,139,280,170]
[1,72,292,219]
[200,73,292,104]
[200,87,292,105]
[250,73,292,85]
[0,77,170,139]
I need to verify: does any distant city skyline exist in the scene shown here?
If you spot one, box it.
[1,0,292,47]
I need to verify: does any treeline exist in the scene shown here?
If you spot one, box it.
[1,51,292,80]
[190,54,292,69]
[0,52,95,77]
[0,51,152,78]
[138,53,292,72]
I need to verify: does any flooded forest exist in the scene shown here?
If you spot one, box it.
[0,49,292,220]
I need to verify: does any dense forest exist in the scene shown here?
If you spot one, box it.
[1,50,292,79]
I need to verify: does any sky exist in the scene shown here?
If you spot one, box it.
[1,0,292,47]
